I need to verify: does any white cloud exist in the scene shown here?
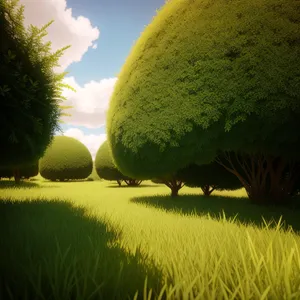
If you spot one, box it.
[21,0,100,72]
[20,0,112,129]
[61,76,118,128]
[63,128,106,159]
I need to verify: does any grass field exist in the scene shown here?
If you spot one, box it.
[1,178,300,300]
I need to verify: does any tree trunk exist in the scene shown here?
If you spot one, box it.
[13,168,21,184]
[201,185,216,196]
[117,180,122,186]
[163,179,184,197]
[216,153,299,205]
[124,179,142,186]
[171,186,179,197]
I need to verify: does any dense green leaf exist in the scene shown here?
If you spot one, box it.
[107,0,300,179]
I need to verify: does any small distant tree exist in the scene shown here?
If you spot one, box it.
[177,161,243,196]
[95,141,142,187]
[0,0,74,172]
[152,161,242,197]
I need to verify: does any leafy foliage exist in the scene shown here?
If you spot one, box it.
[39,136,93,181]
[107,0,300,181]
[0,0,74,168]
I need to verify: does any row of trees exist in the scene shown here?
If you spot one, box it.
[152,161,243,197]
[2,0,299,204]
[4,131,296,198]
[106,0,300,205]
[0,0,73,180]
[94,141,243,196]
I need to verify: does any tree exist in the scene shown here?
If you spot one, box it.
[0,161,39,183]
[177,161,243,196]
[107,0,300,204]
[152,161,242,197]
[39,136,93,181]
[95,141,142,186]
[0,0,74,170]
[152,177,184,197]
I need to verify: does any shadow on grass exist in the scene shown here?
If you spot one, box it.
[0,199,165,300]
[46,179,90,183]
[107,184,159,188]
[0,180,47,189]
[130,194,300,234]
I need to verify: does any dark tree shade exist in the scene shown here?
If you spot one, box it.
[177,161,243,196]
[19,162,39,179]
[39,136,93,181]
[0,161,39,183]
[95,141,142,186]
[152,161,242,197]
[107,0,300,204]
[0,0,73,168]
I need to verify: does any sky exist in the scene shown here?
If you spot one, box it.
[20,0,166,159]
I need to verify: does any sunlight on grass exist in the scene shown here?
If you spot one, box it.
[1,180,300,299]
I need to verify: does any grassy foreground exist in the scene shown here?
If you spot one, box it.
[0,179,300,300]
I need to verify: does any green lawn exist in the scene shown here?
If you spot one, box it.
[1,179,300,299]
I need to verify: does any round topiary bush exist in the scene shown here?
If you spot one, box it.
[95,141,142,186]
[39,136,93,181]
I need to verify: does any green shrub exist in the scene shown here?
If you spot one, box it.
[95,141,142,186]
[39,136,93,181]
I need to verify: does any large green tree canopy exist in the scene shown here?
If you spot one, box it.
[0,0,73,168]
[107,0,300,180]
